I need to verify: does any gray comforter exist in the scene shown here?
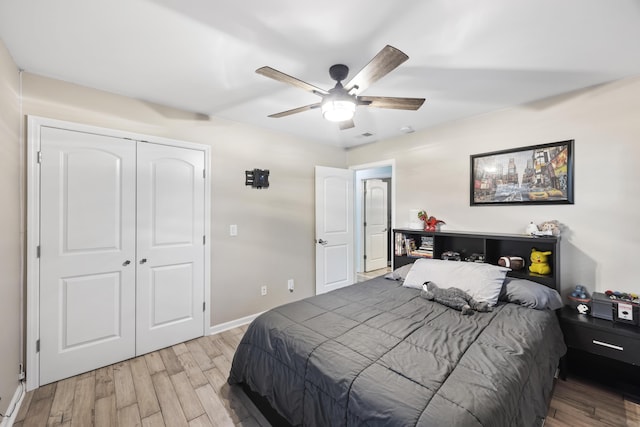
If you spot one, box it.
[228,276,566,426]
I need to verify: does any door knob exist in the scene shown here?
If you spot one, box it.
[140,258,147,264]
[318,239,328,245]
[123,260,131,266]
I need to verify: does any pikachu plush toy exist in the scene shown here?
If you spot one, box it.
[529,248,552,275]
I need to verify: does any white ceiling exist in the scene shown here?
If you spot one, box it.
[1,0,640,148]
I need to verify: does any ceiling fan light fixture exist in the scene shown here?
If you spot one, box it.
[321,98,356,122]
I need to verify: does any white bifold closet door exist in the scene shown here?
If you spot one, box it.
[39,127,205,385]
[135,141,205,355]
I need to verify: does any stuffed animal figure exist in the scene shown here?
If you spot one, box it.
[420,282,492,315]
[538,220,562,236]
[529,248,552,275]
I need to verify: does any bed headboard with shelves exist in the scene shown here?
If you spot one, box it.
[393,229,560,291]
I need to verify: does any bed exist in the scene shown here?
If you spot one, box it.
[228,259,566,426]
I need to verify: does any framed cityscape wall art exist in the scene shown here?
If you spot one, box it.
[470,140,574,206]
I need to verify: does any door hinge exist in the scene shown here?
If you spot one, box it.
[36,245,41,258]
[364,254,367,260]
[203,235,206,245]
[36,339,40,353]
[203,169,206,179]
[37,151,42,163]
[203,302,206,312]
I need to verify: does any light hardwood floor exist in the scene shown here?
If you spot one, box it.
[14,269,640,426]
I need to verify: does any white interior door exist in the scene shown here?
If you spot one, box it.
[364,179,388,272]
[39,127,136,385]
[136,142,205,355]
[315,166,354,294]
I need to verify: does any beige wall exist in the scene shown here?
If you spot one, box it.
[0,40,21,414]
[21,73,346,327]
[347,75,640,296]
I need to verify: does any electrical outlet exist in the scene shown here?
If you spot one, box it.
[287,279,294,292]
[261,285,267,296]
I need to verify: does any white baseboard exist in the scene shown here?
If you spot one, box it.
[209,312,263,336]
[0,382,25,427]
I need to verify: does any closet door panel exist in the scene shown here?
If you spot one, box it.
[136,142,205,355]
[39,127,136,385]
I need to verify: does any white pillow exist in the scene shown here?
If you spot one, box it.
[403,258,509,306]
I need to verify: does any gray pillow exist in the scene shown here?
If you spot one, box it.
[500,277,563,310]
[385,263,413,281]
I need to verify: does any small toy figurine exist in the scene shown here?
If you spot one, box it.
[529,248,552,275]
[424,216,445,231]
[605,290,640,303]
[577,303,590,315]
[571,285,590,299]
[568,285,591,314]
[538,220,562,236]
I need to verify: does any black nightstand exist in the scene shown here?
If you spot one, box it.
[558,306,640,401]
[559,306,640,366]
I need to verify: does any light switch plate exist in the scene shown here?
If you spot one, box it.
[230,224,238,236]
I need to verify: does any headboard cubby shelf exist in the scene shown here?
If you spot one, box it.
[393,229,560,291]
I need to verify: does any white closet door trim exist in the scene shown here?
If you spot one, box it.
[26,116,212,391]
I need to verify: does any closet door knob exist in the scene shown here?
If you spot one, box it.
[123,260,131,266]
[140,258,147,264]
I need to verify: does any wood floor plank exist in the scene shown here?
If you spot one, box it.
[188,413,213,427]
[159,347,184,376]
[217,382,252,424]
[211,337,236,364]
[172,342,189,355]
[212,354,232,376]
[203,367,226,391]
[170,371,206,421]
[47,375,77,426]
[144,352,166,376]
[22,393,55,427]
[141,411,166,427]
[197,336,223,359]
[70,373,95,427]
[194,384,234,427]
[151,370,189,427]
[33,382,57,402]
[117,403,142,427]
[185,340,215,371]
[176,350,209,388]
[94,395,116,427]
[94,365,115,400]
[552,407,607,427]
[220,331,242,350]
[235,416,262,427]
[113,361,137,409]
[129,356,161,419]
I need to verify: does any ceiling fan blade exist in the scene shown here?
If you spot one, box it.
[268,103,321,118]
[359,96,425,110]
[344,45,409,95]
[257,66,328,96]
[339,119,355,130]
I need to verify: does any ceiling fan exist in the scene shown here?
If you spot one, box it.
[256,45,425,130]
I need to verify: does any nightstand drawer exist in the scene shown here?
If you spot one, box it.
[562,322,640,365]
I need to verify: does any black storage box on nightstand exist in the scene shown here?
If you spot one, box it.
[591,291,640,326]
[591,292,614,321]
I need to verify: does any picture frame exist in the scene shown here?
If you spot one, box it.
[470,140,574,206]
